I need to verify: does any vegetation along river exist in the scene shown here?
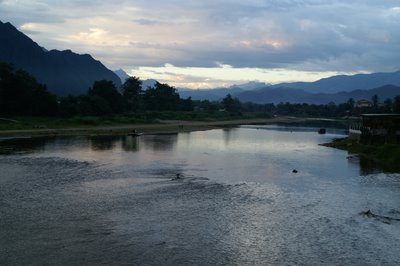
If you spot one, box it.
[1,125,399,265]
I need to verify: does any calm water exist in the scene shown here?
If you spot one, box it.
[1,125,399,265]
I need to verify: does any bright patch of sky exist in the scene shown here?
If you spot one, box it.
[130,64,352,88]
[1,0,400,88]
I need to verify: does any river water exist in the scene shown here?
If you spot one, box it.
[1,125,399,265]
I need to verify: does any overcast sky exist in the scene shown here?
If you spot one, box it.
[1,0,400,88]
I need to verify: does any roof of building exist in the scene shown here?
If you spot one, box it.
[357,99,372,103]
[361,113,400,117]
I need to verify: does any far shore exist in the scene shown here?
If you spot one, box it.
[0,116,311,139]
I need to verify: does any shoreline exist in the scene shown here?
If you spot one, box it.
[321,137,400,173]
[0,116,307,139]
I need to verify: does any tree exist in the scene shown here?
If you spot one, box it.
[180,97,194,111]
[393,96,400,113]
[143,82,180,110]
[0,63,17,114]
[29,83,58,116]
[383,98,393,113]
[59,95,79,117]
[86,95,113,116]
[88,80,124,114]
[347,98,355,110]
[122,76,142,112]
[371,94,379,110]
[194,100,221,112]
[222,94,241,113]
[0,63,58,116]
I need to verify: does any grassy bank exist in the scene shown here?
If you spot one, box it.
[322,138,400,172]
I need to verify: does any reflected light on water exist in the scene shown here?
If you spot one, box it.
[1,125,400,265]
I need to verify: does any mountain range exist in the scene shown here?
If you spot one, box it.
[0,21,121,96]
[235,85,400,104]
[113,69,158,90]
[1,20,400,103]
[178,74,400,104]
[269,71,400,93]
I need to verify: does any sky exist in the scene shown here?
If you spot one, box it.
[1,0,400,89]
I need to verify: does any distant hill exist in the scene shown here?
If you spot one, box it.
[114,69,130,83]
[178,87,245,101]
[235,85,400,104]
[0,21,121,95]
[237,87,310,104]
[113,69,158,90]
[177,82,270,101]
[142,79,158,89]
[178,72,400,101]
[178,72,400,103]
[178,83,400,104]
[229,81,269,91]
[271,71,400,94]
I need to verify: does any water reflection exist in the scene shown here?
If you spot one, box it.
[0,137,49,154]
[90,136,120,151]
[1,125,399,265]
[142,133,178,151]
[242,124,348,135]
[359,156,382,175]
[222,128,238,145]
[122,136,139,152]
[0,125,388,176]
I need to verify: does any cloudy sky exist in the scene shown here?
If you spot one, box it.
[1,0,400,88]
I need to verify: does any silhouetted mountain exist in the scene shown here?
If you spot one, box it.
[142,79,158,89]
[237,87,309,104]
[113,69,158,90]
[235,85,400,104]
[271,71,400,93]
[328,85,400,104]
[178,71,400,103]
[177,82,271,100]
[178,87,245,101]
[114,68,130,83]
[179,70,400,102]
[229,81,269,91]
[0,21,121,95]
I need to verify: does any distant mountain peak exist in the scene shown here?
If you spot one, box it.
[229,81,269,91]
[142,79,158,89]
[114,68,131,83]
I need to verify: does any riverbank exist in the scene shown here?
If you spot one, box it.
[0,116,307,138]
[322,138,400,172]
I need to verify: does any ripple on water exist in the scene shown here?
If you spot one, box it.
[1,132,400,265]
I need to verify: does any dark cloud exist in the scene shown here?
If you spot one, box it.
[1,0,400,73]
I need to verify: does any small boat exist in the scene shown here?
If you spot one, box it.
[127,131,143,137]
[318,128,326,134]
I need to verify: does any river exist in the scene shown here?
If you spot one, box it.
[1,125,399,265]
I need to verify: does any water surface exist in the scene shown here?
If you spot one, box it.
[1,125,399,265]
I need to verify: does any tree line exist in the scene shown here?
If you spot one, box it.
[0,63,193,117]
[209,94,400,117]
[1,62,400,118]
[0,63,58,116]
[58,78,194,117]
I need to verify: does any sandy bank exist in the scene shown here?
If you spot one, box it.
[0,116,305,138]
